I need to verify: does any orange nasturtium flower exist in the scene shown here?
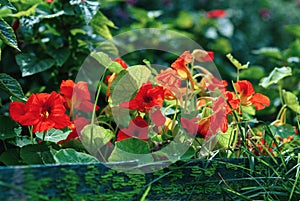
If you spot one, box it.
[171,51,193,79]
[234,80,270,110]
[120,82,165,113]
[117,116,149,141]
[60,80,99,114]
[9,92,71,133]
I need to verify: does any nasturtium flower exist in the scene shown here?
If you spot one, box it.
[150,108,166,127]
[171,51,193,80]
[206,9,227,18]
[192,49,214,62]
[234,80,270,110]
[181,117,198,136]
[120,82,164,113]
[198,97,228,139]
[9,92,71,133]
[117,116,149,141]
[60,80,99,113]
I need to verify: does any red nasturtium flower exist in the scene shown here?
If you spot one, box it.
[192,49,214,62]
[120,82,164,113]
[9,92,71,133]
[234,80,270,110]
[206,9,227,18]
[117,116,149,141]
[60,80,99,113]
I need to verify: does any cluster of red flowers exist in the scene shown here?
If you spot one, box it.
[9,80,97,142]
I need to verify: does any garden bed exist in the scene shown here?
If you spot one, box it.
[0,156,298,201]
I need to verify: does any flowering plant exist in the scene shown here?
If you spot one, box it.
[1,48,299,167]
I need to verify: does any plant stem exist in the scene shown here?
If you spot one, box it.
[28,126,33,144]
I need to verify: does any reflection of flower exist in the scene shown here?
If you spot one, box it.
[171,51,193,80]
[117,116,148,141]
[234,80,270,110]
[120,82,164,113]
[9,92,70,133]
[59,117,89,144]
[60,80,99,113]
[206,9,227,18]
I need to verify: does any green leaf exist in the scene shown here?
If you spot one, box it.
[283,90,300,114]
[242,105,256,116]
[53,148,98,164]
[0,18,20,51]
[48,48,71,67]
[270,124,296,139]
[176,11,193,29]
[108,138,153,163]
[128,65,151,87]
[90,51,112,67]
[285,25,300,38]
[239,66,265,80]
[9,136,32,147]
[252,47,282,59]
[217,126,236,149]
[16,53,55,76]
[9,4,38,18]
[81,124,114,156]
[0,73,26,100]
[108,61,123,73]
[259,66,292,88]
[0,116,22,140]
[286,39,300,58]
[0,0,16,11]
[90,11,114,39]
[35,128,71,143]
[226,53,249,70]
[0,149,21,166]
[20,143,51,164]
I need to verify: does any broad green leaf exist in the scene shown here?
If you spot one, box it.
[53,148,98,164]
[108,61,123,73]
[285,25,300,38]
[242,105,256,116]
[110,70,138,106]
[16,53,55,76]
[9,136,32,147]
[90,11,114,39]
[270,124,296,139]
[252,47,282,59]
[239,66,265,80]
[283,90,300,114]
[128,65,151,87]
[0,18,20,51]
[48,48,71,66]
[0,116,22,140]
[259,67,292,88]
[35,128,71,143]
[176,11,193,29]
[20,143,52,164]
[81,124,114,156]
[217,126,235,149]
[226,53,249,70]
[154,141,192,161]
[0,0,16,10]
[90,51,112,67]
[95,41,119,57]
[0,73,26,100]
[286,39,300,58]
[78,0,100,24]
[0,149,21,166]
[108,138,153,163]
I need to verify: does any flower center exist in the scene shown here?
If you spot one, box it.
[143,96,153,103]
[41,110,50,119]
